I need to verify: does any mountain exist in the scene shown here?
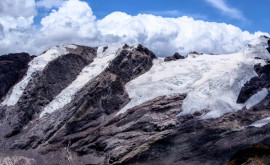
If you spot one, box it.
[0,36,270,165]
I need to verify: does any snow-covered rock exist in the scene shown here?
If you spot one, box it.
[40,45,123,117]
[1,46,69,106]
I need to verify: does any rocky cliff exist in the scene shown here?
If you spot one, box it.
[0,36,270,165]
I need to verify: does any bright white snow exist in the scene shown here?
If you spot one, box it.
[1,46,70,106]
[65,44,78,49]
[242,36,270,59]
[117,36,270,119]
[244,88,269,109]
[40,45,122,117]
[250,117,270,128]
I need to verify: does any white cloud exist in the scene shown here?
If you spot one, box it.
[98,12,267,56]
[40,0,98,40]
[36,0,66,9]
[0,0,269,57]
[0,0,36,54]
[205,0,245,20]
[0,16,35,54]
[0,0,36,17]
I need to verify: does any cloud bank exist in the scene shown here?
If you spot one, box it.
[0,0,268,56]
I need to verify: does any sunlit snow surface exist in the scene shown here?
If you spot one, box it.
[1,46,69,106]
[244,88,269,109]
[40,45,122,117]
[250,117,270,128]
[117,36,270,119]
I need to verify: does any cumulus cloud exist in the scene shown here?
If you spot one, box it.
[98,12,267,56]
[0,0,36,54]
[36,0,66,9]
[0,0,36,17]
[0,0,269,57]
[205,0,245,20]
[40,0,98,41]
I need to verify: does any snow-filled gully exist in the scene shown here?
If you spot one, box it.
[1,46,69,106]
[39,45,122,117]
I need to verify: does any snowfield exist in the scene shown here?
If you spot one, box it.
[117,36,270,119]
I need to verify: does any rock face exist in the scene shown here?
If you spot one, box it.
[0,53,32,100]
[237,63,270,103]
[164,52,185,62]
[2,46,97,138]
[1,39,270,165]
[268,39,270,53]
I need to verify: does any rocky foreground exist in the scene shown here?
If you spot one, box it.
[0,36,270,165]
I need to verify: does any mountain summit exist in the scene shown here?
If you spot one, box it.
[0,36,270,165]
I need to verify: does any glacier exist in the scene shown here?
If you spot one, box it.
[117,36,270,119]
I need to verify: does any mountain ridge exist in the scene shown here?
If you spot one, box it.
[0,36,270,164]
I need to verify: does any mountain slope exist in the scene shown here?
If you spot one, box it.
[0,36,270,165]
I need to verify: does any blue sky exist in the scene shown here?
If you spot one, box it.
[70,0,269,33]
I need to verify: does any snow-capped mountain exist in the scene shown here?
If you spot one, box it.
[0,36,270,165]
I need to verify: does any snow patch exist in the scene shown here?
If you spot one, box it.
[244,88,268,109]
[250,117,270,128]
[1,46,68,106]
[40,45,122,117]
[242,36,270,59]
[65,44,78,49]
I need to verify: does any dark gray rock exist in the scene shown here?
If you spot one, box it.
[237,63,270,103]
[8,44,156,155]
[1,46,97,137]
[267,39,270,53]
[164,52,185,62]
[0,53,32,100]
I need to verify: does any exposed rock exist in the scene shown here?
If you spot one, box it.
[164,52,185,62]
[8,44,156,157]
[267,39,270,53]
[189,51,199,55]
[0,156,35,165]
[1,46,97,137]
[237,63,270,103]
[224,144,270,165]
[0,53,32,100]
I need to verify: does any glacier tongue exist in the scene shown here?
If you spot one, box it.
[117,37,270,118]
[39,45,123,117]
[1,46,69,106]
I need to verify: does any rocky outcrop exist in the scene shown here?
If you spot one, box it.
[1,46,97,137]
[237,63,270,103]
[267,39,270,53]
[0,156,35,165]
[224,144,270,165]
[164,52,185,62]
[0,53,32,100]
